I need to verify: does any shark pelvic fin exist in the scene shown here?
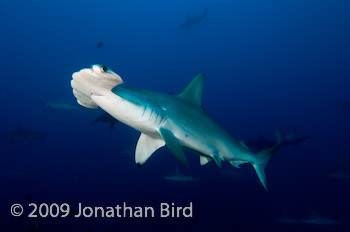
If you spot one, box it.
[135,133,165,166]
[159,128,189,167]
[200,155,212,166]
[178,74,205,108]
[212,153,223,168]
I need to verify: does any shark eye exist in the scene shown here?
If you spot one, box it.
[100,65,108,73]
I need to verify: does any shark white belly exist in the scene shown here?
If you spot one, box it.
[71,65,282,190]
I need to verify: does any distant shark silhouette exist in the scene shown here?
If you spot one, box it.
[220,168,245,179]
[274,217,299,225]
[96,42,104,48]
[71,65,282,191]
[273,212,299,225]
[163,168,197,182]
[44,98,79,110]
[0,124,45,145]
[327,167,350,179]
[300,211,345,225]
[246,131,312,152]
[92,112,118,130]
[179,8,208,30]
[274,211,345,225]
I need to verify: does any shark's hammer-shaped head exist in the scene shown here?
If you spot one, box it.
[71,65,123,109]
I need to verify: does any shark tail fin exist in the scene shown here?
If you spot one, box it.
[71,65,123,109]
[252,129,282,191]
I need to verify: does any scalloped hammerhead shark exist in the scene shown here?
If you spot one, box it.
[70,65,282,190]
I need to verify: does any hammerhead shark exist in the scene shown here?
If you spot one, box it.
[92,112,118,130]
[179,9,208,30]
[246,132,312,152]
[163,169,197,182]
[71,65,281,190]
[0,124,45,145]
[44,98,79,110]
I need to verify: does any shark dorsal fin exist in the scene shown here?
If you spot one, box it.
[178,74,205,108]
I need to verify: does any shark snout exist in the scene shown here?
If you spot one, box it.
[71,65,124,109]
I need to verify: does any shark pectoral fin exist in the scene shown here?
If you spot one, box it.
[135,133,165,166]
[212,153,223,168]
[178,74,205,108]
[252,163,268,191]
[200,155,212,166]
[159,128,189,167]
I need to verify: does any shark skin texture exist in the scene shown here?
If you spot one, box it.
[70,65,282,191]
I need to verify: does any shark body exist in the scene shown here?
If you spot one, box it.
[300,215,345,225]
[163,168,197,182]
[246,132,311,152]
[92,112,118,130]
[163,174,196,182]
[0,124,45,145]
[179,9,208,30]
[163,174,197,182]
[44,98,79,110]
[328,168,350,179]
[71,65,281,190]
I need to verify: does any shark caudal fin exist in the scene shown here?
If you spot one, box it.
[71,65,123,109]
[252,129,282,191]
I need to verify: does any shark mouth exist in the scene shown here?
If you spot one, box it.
[71,65,124,109]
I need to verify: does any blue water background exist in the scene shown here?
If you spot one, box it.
[0,0,349,231]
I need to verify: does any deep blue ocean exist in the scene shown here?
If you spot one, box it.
[1,0,350,231]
